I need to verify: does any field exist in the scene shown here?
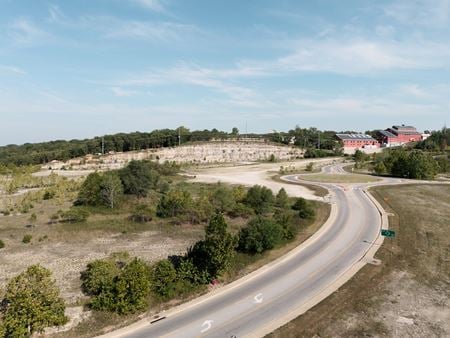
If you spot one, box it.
[0,162,332,337]
[269,184,450,337]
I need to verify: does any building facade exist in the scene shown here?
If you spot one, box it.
[336,133,380,154]
[376,125,422,147]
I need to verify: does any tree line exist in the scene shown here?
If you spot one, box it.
[0,127,249,166]
[353,148,447,180]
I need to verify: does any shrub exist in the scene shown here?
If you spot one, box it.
[211,185,236,213]
[305,162,314,172]
[81,257,151,314]
[238,217,283,254]
[274,209,296,240]
[43,189,55,200]
[22,234,32,244]
[275,188,289,209]
[129,204,154,223]
[0,265,67,337]
[292,197,315,219]
[60,208,89,223]
[114,258,151,314]
[245,185,274,214]
[0,239,5,249]
[119,160,160,197]
[81,260,120,297]
[151,259,178,299]
[157,190,192,218]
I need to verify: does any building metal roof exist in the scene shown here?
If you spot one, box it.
[336,133,376,141]
[377,130,397,138]
[392,125,418,132]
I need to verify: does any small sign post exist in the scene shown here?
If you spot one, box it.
[381,229,396,238]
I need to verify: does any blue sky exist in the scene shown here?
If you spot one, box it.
[0,0,449,145]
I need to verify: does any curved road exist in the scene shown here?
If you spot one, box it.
[107,163,387,338]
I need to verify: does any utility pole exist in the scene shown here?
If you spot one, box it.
[102,136,105,155]
[178,128,181,146]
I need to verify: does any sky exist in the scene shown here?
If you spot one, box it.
[0,0,449,145]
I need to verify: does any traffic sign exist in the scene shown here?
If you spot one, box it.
[381,229,396,238]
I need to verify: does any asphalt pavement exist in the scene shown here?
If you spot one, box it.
[107,164,384,338]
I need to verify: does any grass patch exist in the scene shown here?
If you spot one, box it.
[299,173,380,183]
[271,175,328,197]
[269,184,450,338]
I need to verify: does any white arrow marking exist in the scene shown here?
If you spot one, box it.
[200,320,213,333]
[254,293,263,304]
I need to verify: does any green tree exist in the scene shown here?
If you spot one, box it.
[151,260,178,299]
[80,257,150,314]
[75,172,102,206]
[0,265,67,337]
[292,197,315,219]
[81,259,120,296]
[231,127,239,136]
[119,160,160,197]
[188,213,237,279]
[373,161,387,175]
[238,217,283,254]
[275,188,289,209]
[407,150,438,179]
[245,185,274,214]
[211,185,236,213]
[114,258,151,314]
[100,171,123,209]
[157,190,192,218]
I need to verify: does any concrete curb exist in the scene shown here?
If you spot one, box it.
[247,184,389,338]
[98,184,339,338]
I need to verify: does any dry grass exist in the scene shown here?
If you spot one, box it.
[271,175,329,197]
[269,184,450,338]
[299,173,380,183]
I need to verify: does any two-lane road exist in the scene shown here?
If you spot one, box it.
[107,164,385,338]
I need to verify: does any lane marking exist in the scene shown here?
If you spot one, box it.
[253,293,263,304]
[200,320,213,333]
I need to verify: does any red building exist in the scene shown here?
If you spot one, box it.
[377,125,422,147]
[336,133,380,151]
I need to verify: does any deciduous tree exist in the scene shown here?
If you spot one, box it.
[0,265,67,337]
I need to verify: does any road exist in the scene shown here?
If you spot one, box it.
[106,163,387,338]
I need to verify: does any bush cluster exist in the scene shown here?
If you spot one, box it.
[374,149,439,179]
[81,257,151,314]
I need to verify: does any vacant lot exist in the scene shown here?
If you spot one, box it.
[269,184,450,338]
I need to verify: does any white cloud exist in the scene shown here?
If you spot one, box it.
[48,4,66,23]
[132,0,166,12]
[398,84,431,98]
[8,18,48,45]
[105,20,196,41]
[276,39,428,74]
[383,0,450,28]
[0,65,26,75]
[111,87,137,97]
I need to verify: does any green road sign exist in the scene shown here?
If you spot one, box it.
[381,229,396,238]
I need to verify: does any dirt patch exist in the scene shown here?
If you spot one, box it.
[269,184,450,338]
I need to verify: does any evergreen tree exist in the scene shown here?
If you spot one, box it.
[188,213,237,279]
